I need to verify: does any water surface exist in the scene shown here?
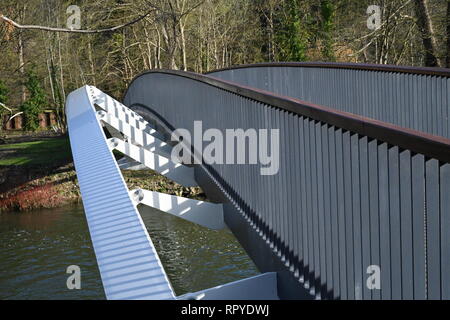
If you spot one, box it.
[0,204,258,299]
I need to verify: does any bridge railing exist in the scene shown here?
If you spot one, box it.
[209,62,450,140]
[123,68,450,300]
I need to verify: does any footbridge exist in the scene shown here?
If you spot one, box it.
[66,62,450,300]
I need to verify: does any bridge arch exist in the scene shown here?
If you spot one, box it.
[120,64,450,300]
[208,62,450,139]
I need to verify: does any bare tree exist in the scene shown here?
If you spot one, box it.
[413,0,440,67]
[446,0,450,67]
[0,10,154,34]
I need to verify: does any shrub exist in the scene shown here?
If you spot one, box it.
[20,68,47,131]
[0,80,9,125]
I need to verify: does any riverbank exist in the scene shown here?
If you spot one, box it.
[0,165,205,212]
[0,133,205,213]
[0,202,258,299]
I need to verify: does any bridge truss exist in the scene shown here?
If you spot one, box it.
[67,62,450,300]
[66,85,278,300]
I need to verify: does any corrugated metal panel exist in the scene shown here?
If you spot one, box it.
[122,68,450,300]
[210,67,450,140]
[66,86,174,300]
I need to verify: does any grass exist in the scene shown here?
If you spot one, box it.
[0,137,72,166]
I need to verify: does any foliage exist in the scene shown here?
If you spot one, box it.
[274,0,308,62]
[20,68,47,131]
[0,184,62,211]
[320,0,335,61]
[0,80,8,105]
[0,79,8,122]
[0,0,448,114]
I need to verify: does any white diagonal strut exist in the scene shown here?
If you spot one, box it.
[97,110,172,159]
[91,87,166,142]
[66,85,175,300]
[67,85,278,300]
[131,188,225,230]
[117,156,148,171]
[107,137,197,187]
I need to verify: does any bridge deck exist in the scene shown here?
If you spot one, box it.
[66,86,174,300]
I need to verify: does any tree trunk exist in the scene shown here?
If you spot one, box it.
[88,39,97,86]
[45,49,56,105]
[413,0,440,67]
[268,8,275,61]
[179,20,187,71]
[18,31,26,103]
[17,5,27,104]
[143,24,153,70]
[56,17,66,104]
[446,0,450,68]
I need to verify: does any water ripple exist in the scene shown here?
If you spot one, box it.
[0,204,258,299]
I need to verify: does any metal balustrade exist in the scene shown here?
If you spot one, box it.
[66,85,279,300]
[122,67,450,300]
[208,62,450,140]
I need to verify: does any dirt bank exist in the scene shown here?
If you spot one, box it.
[0,132,205,213]
[0,164,205,213]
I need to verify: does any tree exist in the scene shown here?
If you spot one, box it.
[446,0,450,68]
[0,79,9,131]
[413,0,440,67]
[20,68,47,131]
[274,0,309,62]
[320,0,335,61]
[1,0,449,123]
[0,80,8,105]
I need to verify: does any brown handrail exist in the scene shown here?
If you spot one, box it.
[123,69,450,163]
[206,61,450,78]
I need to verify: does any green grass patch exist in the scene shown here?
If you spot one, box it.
[0,137,72,166]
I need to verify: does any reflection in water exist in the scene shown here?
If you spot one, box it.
[0,204,258,299]
[0,205,104,300]
[138,205,259,295]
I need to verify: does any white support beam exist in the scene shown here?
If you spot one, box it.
[177,273,279,300]
[66,85,175,300]
[108,137,198,187]
[101,120,125,140]
[132,188,225,230]
[91,87,166,142]
[97,110,172,159]
[117,156,147,171]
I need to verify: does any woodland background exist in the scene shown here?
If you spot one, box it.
[0,0,449,131]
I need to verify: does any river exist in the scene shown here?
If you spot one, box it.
[0,204,259,299]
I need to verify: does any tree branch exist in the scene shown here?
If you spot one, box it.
[0,10,154,34]
[354,0,413,42]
